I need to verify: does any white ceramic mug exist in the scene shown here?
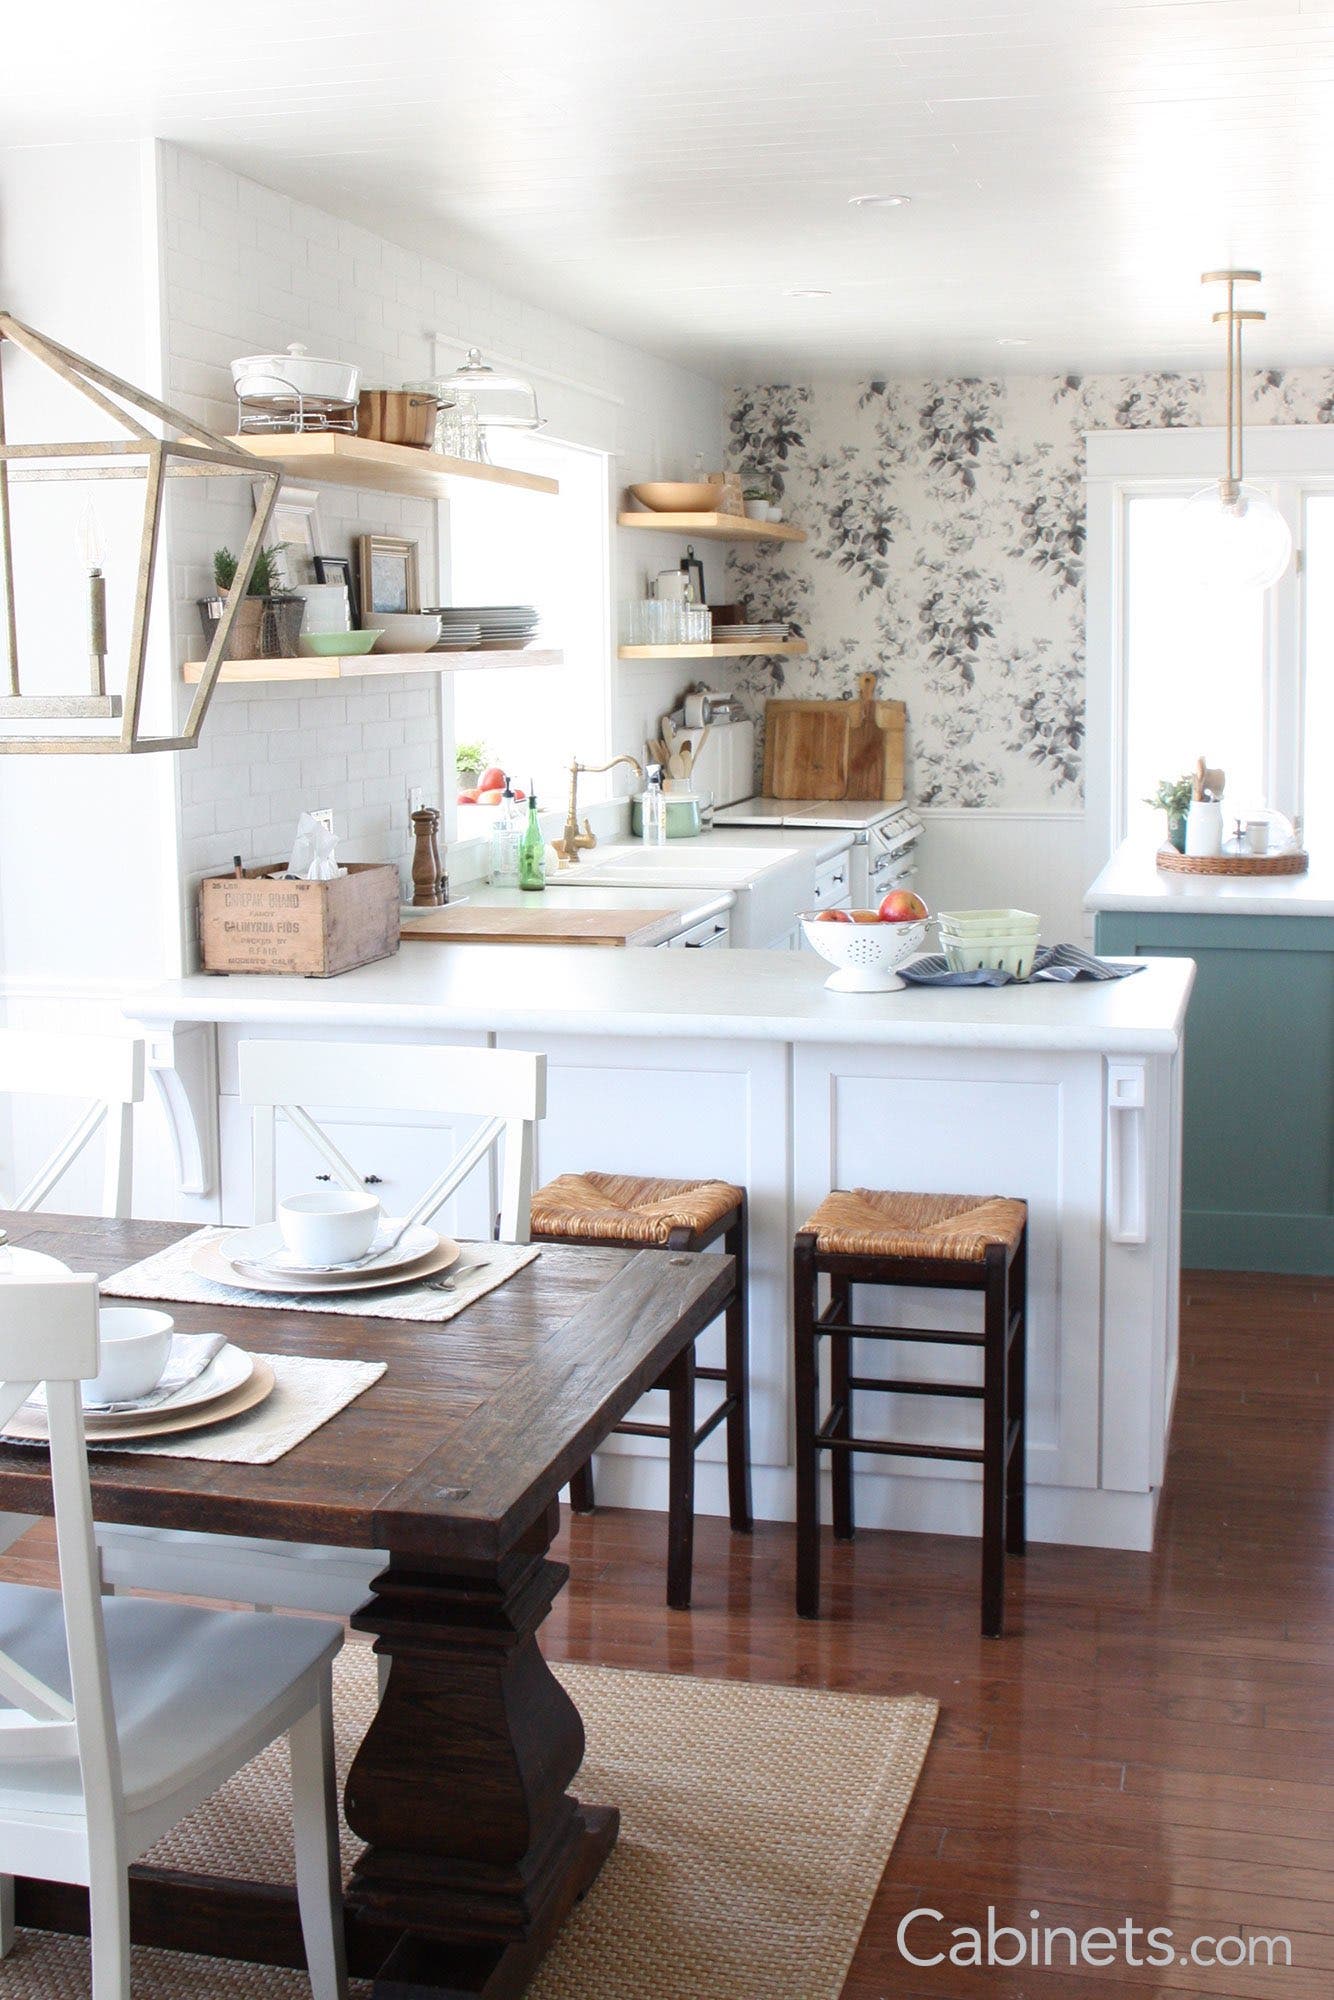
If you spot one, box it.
[1245,818,1270,855]
[652,570,690,604]
[85,1307,174,1406]
[278,1188,381,1267]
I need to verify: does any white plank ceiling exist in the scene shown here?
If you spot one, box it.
[5,0,1333,376]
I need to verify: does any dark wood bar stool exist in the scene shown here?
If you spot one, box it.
[529,1170,752,1608]
[793,1189,1028,1638]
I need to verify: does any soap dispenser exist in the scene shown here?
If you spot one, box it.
[642,763,667,846]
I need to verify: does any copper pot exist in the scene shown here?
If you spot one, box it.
[357,389,440,449]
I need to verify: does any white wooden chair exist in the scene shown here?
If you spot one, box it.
[0,1272,347,2000]
[0,1029,145,1220]
[96,1040,546,1622]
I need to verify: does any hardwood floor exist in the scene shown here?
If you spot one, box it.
[3,1269,1328,1995]
[541,1269,1334,1997]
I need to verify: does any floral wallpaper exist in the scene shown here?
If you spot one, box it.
[723,368,1334,807]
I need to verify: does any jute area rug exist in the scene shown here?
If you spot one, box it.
[0,1643,937,2000]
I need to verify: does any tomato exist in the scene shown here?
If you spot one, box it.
[456,788,479,806]
[814,908,853,923]
[477,766,507,793]
[878,889,929,924]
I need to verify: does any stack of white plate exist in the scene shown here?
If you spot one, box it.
[430,605,541,651]
[5,1342,274,1445]
[429,615,483,652]
[716,622,786,642]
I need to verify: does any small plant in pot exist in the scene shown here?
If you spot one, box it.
[198,543,291,661]
[1145,774,1195,853]
[455,740,487,787]
[742,483,771,521]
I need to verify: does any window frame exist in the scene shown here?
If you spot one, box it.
[1085,422,1334,883]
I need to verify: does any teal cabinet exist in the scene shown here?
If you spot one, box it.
[1094,910,1334,1274]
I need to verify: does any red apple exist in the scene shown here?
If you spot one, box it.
[477,766,507,793]
[476,786,505,806]
[814,907,853,923]
[456,788,479,806]
[878,889,929,924]
[850,909,881,924]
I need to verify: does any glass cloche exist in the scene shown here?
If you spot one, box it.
[432,347,543,432]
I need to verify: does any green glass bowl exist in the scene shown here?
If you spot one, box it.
[299,630,383,658]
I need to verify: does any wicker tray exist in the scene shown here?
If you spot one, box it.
[1156,846,1309,876]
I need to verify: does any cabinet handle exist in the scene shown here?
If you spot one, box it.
[315,1171,382,1185]
[1106,1062,1147,1244]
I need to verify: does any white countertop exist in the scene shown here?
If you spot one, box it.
[136,946,1194,1055]
[1086,838,1334,917]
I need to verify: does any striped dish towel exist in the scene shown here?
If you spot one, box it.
[900,945,1145,987]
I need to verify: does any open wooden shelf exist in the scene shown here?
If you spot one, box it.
[226,432,559,500]
[181,648,562,685]
[617,639,808,661]
[618,510,805,545]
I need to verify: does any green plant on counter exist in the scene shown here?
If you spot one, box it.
[1145,773,1195,852]
[212,544,287,596]
[455,739,487,777]
[743,484,770,501]
[1145,775,1195,816]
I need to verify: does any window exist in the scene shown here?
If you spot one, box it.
[445,433,610,837]
[1086,426,1334,873]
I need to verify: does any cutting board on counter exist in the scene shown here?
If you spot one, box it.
[401,906,683,948]
[762,673,905,800]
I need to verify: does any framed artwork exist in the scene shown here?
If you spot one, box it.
[254,481,322,590]
[313,554,359,627]
[680,547,706,607]
[357,534,420,617]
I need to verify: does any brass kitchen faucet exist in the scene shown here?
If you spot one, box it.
[555,753,644,863]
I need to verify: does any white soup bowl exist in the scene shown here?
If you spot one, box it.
[85,1307,174,1406]
[278,1189,381,1268]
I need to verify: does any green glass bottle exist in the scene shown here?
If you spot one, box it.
[517,786,546,891]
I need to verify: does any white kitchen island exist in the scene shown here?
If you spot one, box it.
[132,946,1194,1553]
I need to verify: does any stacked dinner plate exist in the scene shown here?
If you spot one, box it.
[193,1219,461,1296]
[429,604,541,651]
[5,1341,276,1445]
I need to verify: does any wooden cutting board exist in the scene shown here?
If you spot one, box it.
[401,906,684,948]
[762,675,906,800]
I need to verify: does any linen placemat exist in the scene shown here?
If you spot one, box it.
[100,1230,540,1323]
[4,1354,386,1466]
[900,944,1147,987]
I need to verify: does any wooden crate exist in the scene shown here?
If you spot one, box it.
[199,861,401,977]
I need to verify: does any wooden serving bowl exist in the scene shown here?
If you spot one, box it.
[629,480,726,512]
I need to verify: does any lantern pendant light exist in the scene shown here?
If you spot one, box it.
[0,312,280,754]
[1178,270,1293,593]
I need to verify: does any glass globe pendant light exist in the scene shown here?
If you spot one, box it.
[1179,270,1292,592]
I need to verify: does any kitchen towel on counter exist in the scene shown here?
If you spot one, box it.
[101,1232,540,1324]
[900,945,1147,987]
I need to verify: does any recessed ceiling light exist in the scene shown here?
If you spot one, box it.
[997,337,1030,347]
[848,193,911,209]
[786,287,832,298]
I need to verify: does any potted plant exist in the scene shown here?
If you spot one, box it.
[742,483,771,521]
[198,544,290,661]
[1145,774,1194,853]
[455,739,487,788]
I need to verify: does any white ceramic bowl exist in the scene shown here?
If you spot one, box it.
[85,1307,174,1406]
[935,908,1040,936]
[800,915,927,992]
[370,612,443,653]
[278,1189,381,1268]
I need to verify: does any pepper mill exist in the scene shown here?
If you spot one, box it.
[410,807,445,908]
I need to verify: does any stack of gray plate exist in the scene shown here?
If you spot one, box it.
[428,611,484,652]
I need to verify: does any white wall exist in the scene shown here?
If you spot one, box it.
[158,141,725,912]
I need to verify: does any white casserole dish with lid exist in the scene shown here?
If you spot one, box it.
[230,342,360,407]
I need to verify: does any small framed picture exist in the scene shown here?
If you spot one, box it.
[313,554,359,627]
[357,534,420,619]
[254,481,322,590]
[680,548,706,606]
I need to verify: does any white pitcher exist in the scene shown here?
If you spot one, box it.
[1184,799,1224,857]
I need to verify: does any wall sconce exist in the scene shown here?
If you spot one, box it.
[0,312,280,754]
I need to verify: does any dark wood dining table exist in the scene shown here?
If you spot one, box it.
[0,1212,733,1999]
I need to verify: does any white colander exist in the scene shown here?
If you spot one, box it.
[800,916,927,992]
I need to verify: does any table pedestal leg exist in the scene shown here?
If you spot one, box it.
[347,1503,618,1998]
